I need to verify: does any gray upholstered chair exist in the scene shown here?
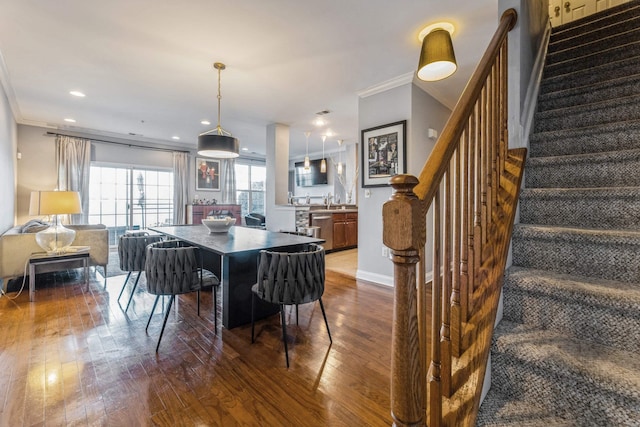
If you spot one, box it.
[251,243,331,367]
[144,240,220,352]
[117,232,164,311]
[245,212,266,228]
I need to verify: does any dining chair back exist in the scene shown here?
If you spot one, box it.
[251,243,331,367]
[117,232,164,311]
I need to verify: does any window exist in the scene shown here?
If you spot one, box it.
[89,165,173,245]
[235,163,265,217]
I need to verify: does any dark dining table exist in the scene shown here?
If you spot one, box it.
[149,225,323,329]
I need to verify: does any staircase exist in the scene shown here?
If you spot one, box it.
[478,2,640,426]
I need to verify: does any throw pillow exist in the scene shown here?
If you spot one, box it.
[21,219,49,233]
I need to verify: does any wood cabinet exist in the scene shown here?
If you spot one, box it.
[332,212,357,250]
[186,204,242,225]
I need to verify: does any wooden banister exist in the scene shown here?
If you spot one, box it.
[383,8,524,427]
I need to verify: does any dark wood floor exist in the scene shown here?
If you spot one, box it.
[0,267,394,426]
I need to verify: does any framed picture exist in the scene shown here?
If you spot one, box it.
[361,120,406,187]
[196,158,220,191]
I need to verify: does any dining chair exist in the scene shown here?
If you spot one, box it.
[117,232,164,312]
[251,243,331,367]
[144,240,220,352]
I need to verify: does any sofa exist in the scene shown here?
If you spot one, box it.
[0,221,109,290]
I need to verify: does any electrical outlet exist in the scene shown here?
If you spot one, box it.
[365,189,371,198]
[381,246,389,257]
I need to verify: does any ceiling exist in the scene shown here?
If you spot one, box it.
[0,0,498,158]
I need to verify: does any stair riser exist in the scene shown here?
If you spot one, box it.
[519,194,640,230]
[534,98,640,133]
[540,57,638,95]
[551,3,640,42]
[502,283,640,352]
[538,76,640,111]
[547,27,640,65]
[512,234,640,283]
[490,353,640,426]
[525,156,640,188]
[544,41,640,79]
[529,123,640,157]
[550,12,640,52]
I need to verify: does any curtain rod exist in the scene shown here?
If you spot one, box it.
[45,131,191,154]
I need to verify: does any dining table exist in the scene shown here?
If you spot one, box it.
[149,224,324,329]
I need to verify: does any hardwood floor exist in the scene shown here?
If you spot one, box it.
[0,264,393,426]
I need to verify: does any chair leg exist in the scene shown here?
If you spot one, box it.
[117,272,132,302]
[124,272,142,312]
[280,304,290,368]
[146,295,161,333]
[156,295,175,353]
[251,292,256,343]
[318,298,332,343]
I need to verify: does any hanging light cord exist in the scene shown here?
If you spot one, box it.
[201,62,231,137]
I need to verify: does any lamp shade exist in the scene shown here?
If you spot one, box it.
[197,134,239,158]
[29,191,83,216]
[417,28,457,81]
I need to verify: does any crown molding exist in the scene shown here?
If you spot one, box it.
[0,49,22,121]
[357,71,414,98]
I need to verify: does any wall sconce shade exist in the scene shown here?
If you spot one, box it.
[29,191,83,254]
[417,27,457,81]
[198,62,240,158]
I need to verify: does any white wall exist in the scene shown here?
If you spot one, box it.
[0,80,17,233]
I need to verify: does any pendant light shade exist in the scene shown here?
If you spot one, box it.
[417,23,457,82]
[320,135,327,173]
[198,62,240,158]
[304,131,311,170]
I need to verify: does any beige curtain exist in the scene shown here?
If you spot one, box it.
[56,135,91,224]
[222,158,236,204]
[172,152,189,224]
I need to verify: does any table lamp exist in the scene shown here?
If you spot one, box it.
[29,190,83,254]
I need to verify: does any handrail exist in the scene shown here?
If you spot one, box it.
[383,8,522,427]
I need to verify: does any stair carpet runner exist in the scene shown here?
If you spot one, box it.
[477,2,640,426]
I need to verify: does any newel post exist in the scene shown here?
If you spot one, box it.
[383,175,426,427]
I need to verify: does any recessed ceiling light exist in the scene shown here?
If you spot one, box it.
[242,147,249,151]
[325,130,334,137]
[313,117,326,127]
[200,120,211,126]
[172,136,180,140]
[69,91,85,97]
[64,118,76,123]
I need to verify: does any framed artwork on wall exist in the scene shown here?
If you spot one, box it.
[196,158,220,191]
[361,120,406,187]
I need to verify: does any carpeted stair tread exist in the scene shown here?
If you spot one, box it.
[538,72,640,111]
[503,266,640,352]
[525,148,640,188]
[512,224,640,284]
[547,25,640,65]
[533,93,640,133]
[519,187,640,230]
[549,8,640,52]
[543,39,640,78]
[540,55,640,95]
[477,387,572,426]
[490,320,640,426]
[529,119,640,158]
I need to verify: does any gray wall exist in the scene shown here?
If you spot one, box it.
[0,81,17,233]
[356,83,451,285]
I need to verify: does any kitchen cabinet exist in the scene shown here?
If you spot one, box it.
[332,212,358,250]
[186,204,242,225]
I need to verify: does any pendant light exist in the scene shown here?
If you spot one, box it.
[304,131,311,170]
[320,135,327,173]
[417,23,457,82]
[198,62,239,158]
[337,139,343,175]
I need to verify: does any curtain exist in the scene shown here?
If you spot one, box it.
[56,135,91,224]
[172,152,189,225]
[222,158,236,204]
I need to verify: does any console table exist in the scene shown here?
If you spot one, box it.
[29,251,90,301]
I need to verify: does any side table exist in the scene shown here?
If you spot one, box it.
[29,251,90,301]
